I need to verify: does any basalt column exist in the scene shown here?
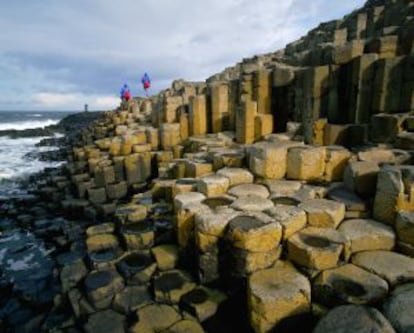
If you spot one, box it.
[272,65,296,132]
[253,69,273,141]
[301,65,330,143]
[210,83,230,133]
[400,56,414,113]
[253,69,272,115]
[349,54,378,124]
[228,79,240,130]
[189,95,208,136]
[161,95,183,124]
[236,96,257,144]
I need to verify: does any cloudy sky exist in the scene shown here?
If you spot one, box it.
[0,0,365,111]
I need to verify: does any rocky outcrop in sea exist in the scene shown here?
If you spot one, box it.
[0,111,104,140]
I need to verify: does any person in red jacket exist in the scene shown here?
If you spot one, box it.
[120,83,131,102]
[124,89,131,101]
[141,73,151,97]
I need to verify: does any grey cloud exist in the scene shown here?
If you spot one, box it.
[189,34,212,45]
[0,0,366,110]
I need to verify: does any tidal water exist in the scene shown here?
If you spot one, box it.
[0,110,74,198]
[0,111,74,331]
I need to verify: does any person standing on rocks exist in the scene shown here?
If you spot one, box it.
[120,83,131,109]
[141,73,151,97]
[124,89,131,102]
[120,83,130,102]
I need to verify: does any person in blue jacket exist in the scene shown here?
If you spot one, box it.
[141,73,151,96]
[120,83,130,101]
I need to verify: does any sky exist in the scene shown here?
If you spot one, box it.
[0,0,365,111]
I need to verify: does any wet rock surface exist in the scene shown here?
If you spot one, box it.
[382,283,414,333]
[313,305,396,333]
[313,263,389,306]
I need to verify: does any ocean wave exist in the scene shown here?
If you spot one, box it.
[0,136,64,182]
[0,119,59,131]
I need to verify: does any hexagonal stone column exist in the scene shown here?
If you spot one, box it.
[338,218,395,253]
[261,179,302,200]
[230,195,274,212]
[286,146,326,181]
[112,285,151,314]
[224,212,283,277]
[264,204,307,240]
[352,250,414,287]
[324,146,351,182]
[287,227,350,270]
[174,192,206,211]
[226,213,282,253]
[117,251,156,285]
[115,204,148,224]
[383,283,414,333]
[327,185,369,219]
[197,174,230,197]
[343,161,380,197]
[247,261,311,333]
[84,268,125,309]
[313,264,389,306]
[132,304,182,332]
[228,183,270,198]
[195,208,240,283]
[313,305,395,333]
[201,195,235,210]
[120,219,154,250]
[151,244,179,271]
[180,286,227,322]
[86,223,115,236]
[176,202,211,251]
[373,165,408,225]
[153,269,196,304]
[86,234,118,253]
[299,199,345,229]
[249,142,292,179]
[217,167,254,186]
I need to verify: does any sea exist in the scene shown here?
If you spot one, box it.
[0,110,76,198]
[0,111,78,328]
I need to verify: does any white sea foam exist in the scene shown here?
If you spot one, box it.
[0,247,8,262]
[6,253,36,271]
[0,119,59,131]
[0,112,68,197]
[0,232,21,244]
[0,135,64,181]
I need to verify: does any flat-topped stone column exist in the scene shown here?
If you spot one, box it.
[211,83,229,133]
[248,261,311,333]
[189,95,208,136]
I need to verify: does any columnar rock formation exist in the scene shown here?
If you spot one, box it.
[16,0,414,332]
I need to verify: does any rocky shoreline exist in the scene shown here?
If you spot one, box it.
[1,0,414,332]
[0,111,104,140]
